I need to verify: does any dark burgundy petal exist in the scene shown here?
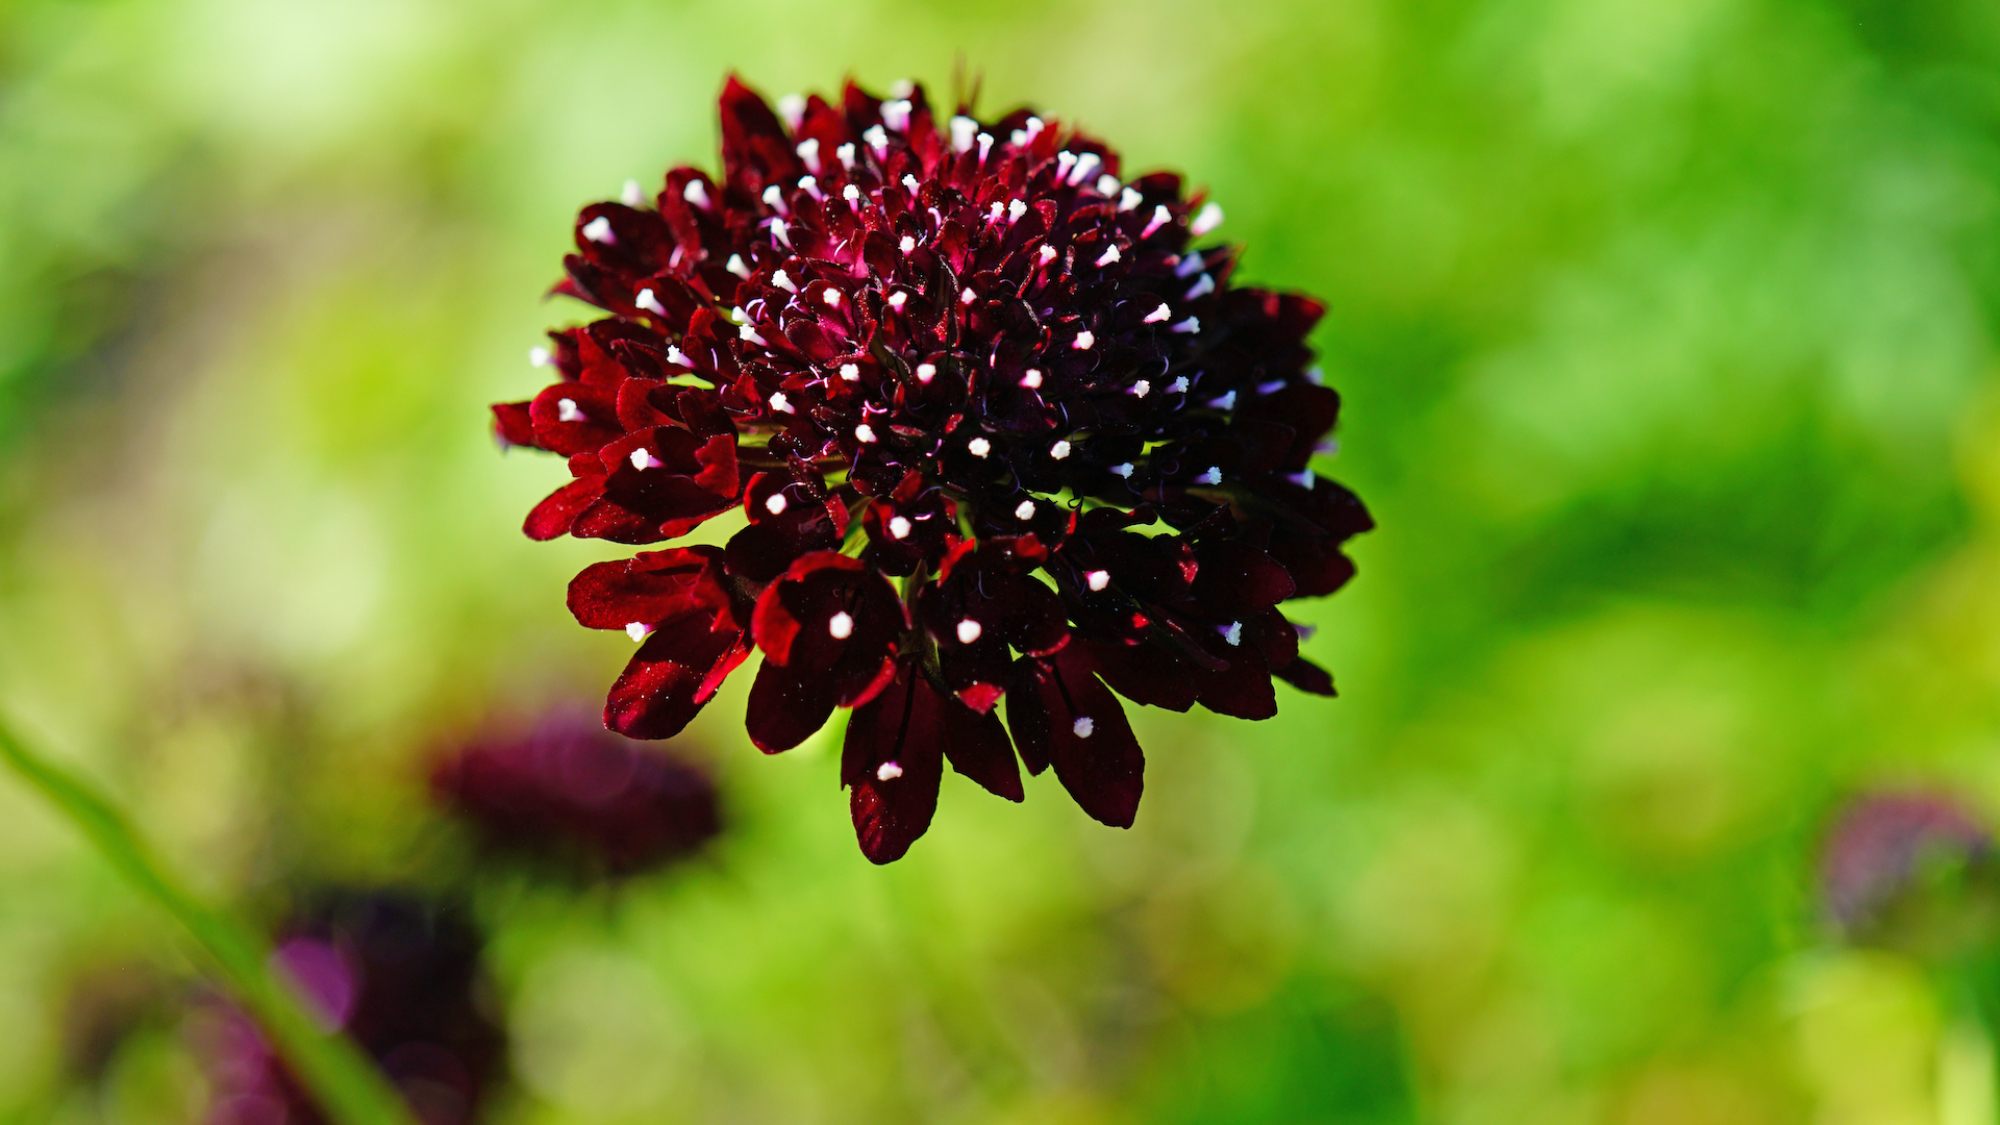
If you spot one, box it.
[1085,639,1198,712]
[842,670,945,863]
[1190,540,1296,616]
[745,656,838,753]
[605,616,749,740]
[1275,653,1336,697]
[938,689,1024,802]
[1018,648,1144,828]
[524,477,604,541]
[567,547,727,631]
[492,401,538,449]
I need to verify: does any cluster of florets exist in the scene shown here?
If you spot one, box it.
[494,76,1371,862]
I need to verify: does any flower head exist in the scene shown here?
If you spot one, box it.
[193,891,504,1125]
[1820,791,1996,950]
[430,711,721,876]
[496,76,1372,862]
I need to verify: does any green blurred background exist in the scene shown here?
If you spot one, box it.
[5,0,2000,1121]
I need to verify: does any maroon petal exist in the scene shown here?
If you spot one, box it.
[567,547,727,631]
[938,689,1023,803]
[492,401,538,449]
[605,616,749,739]
[1085,639,1197,712]
[745,656,837,753]
[1008,650,1144,827]
[842,670,945,863]
[1275,653,1337,697]
[524,477,604,541]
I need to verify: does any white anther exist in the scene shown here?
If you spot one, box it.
[1069,152,1101,186]
[882,99,913,132]
[1119,188,1143,212]
[626,622,653,642]
[739,324,768,345]
[1038,245,1058,265]
[829,611,854,639]
[1024,116,1045,142]
[863,124,889,157]
[843,183,860,202]
[1050,439,1071,460]
[1208,390,1236,410]
[1172,317,1201,334]
[1145,303,1172,324]
[837,143,856,170]
[636,287,666,314]
[1221,621,1243,646]
[915,362,936,383]
[796,138,821,174]
[822,287,841,308]
[1176,252,1207,278]
[1095,245,1121,267]
[889,292,908,310]
[622,179,645,206]
[876,760,903,781]
[682,180,711,209]
[978,133,994,162]
[772,270,797,293]
[762,184,787,215]
[771,219,791,248]
[765,492,789,515]
[1087,569,1110,591]
[1288,468,1315,489]
[1258,378,1287,396]
[1015,499,1037,520]
[1056,152,1078,181]
[1010,129,1028,146]
[1142,205,1172,239]
[900,234,917,254]
[1096,174,1121,196]
[950,115,978,153]
[667,346,692,368]
[581,216,614,243]
[839,363,860,381]
[968,437,991,458]
[1131,379,1152,397]
[1008,199,1028,221]
[529,345,552,367]
[1111,462,1133,478]
[1185,274,1216,300]
[890,78,916,98]
[725,254,750,279]
[902,173,922,195]
[1306,366,1324,385]
[1191,201,1224,236]
[777,93,806,128]
[1020,369,1043,389]
[769,391,794,414]
[798,175,823,202]
[556,398,584,423]
[1318,438,1341,456]
[1072,717,1094,738]
[1196,466,1222,485]
[956,618,983,644]
[990,201,1005,221]
[1168,376,1190,394]
[961,287,977,306]
[1073,330,1095,350]
[729,305,749,324]
[855,423,878,443]
[888,515,912,539]
[630,447,662,470]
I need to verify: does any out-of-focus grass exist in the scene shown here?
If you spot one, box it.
[3,0,2000,1122]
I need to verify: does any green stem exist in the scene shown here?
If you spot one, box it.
[0,716,421,1125]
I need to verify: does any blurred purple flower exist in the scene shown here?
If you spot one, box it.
[194,892,504,1125]
[430,713,720,875]
[1820,791,1992,939]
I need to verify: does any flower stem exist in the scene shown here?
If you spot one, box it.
[0,716,421,1125]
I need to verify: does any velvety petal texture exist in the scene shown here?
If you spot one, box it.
[497,75,1370,861]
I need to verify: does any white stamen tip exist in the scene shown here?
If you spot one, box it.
[990,201,1005,221]
[1096,174,1121,196]
[1069,152,1101,186]
[876,760,903,781]
[1073,330,1095,350]
[581,216,614,243]
[1209,390,1237,410]
[739,325,767,345]
[950,116,978,153]
[961,287,977,306]
[798,175,822,201]
[621,179,645,206]
[1056,152,1078,178]
[772,270,796,293]
[882,100,913,132]
[1168,376,1190,394]
[795,138,821,174]
[1306,366,1325,385]
[763,184,787,213]
[1131,379,1151,397]
[1177,252,1207,278]
[822,288,841,308]
[890,79,915,98]
[855,423,878,443]
[956,618,983,644]
[843,183,860,202]
[888,515,912,539]
[1050,439,1071,460]
[1196,466,1222,485]
[900,235,917,254]
[1014,500,1037,520]
[556,398,584,423]
[1142,205,1173,239]
[915,362,936,383]
[1119,188,1143,212]
[1039,245,1058,265]
[863,124,889,156]
[1095,245,1122,267]
[837,143,856,170]
[529,346,552,367]
[777,93,806,128]
[1019,369,1043,389]
[1289,468,1315,489]
[667,346,692,368]
[1222,621,1243,646]
[1087,570,1111,591]
[1185,274,1216,300]
[889,291,908,310]
[765,492,789,515]
[1024,116,1045,141]
[1072,717,1094,739]
[901,174,922,195]
[1172,317,1201,334]
[839,363,860,381]
[1111,462,1134,478]
[769,391,794,414]
[771,219,791,248]
[1009,199,1028,221]
[630,447,661,470]
[626,622,653,642]
[726,254,750,279]
[968,437,991,458]
[1145,303,1172,324]
[1259,379,1288,396]
[978,133,994,162]
[828,611,854,639]
[636,288,666,315]
[682,180,711,209]
[1191,201,1225,236]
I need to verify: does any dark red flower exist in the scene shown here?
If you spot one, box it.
[194,892,504,1125]
[430,711,721,876]
[1820,792,1993,941]
[496,76,1372,862]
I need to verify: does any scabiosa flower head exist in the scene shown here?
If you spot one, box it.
[1820,791,1997,950]
[430,711,721,876]
[495,76,1372,863]
[194,892,504,1125]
